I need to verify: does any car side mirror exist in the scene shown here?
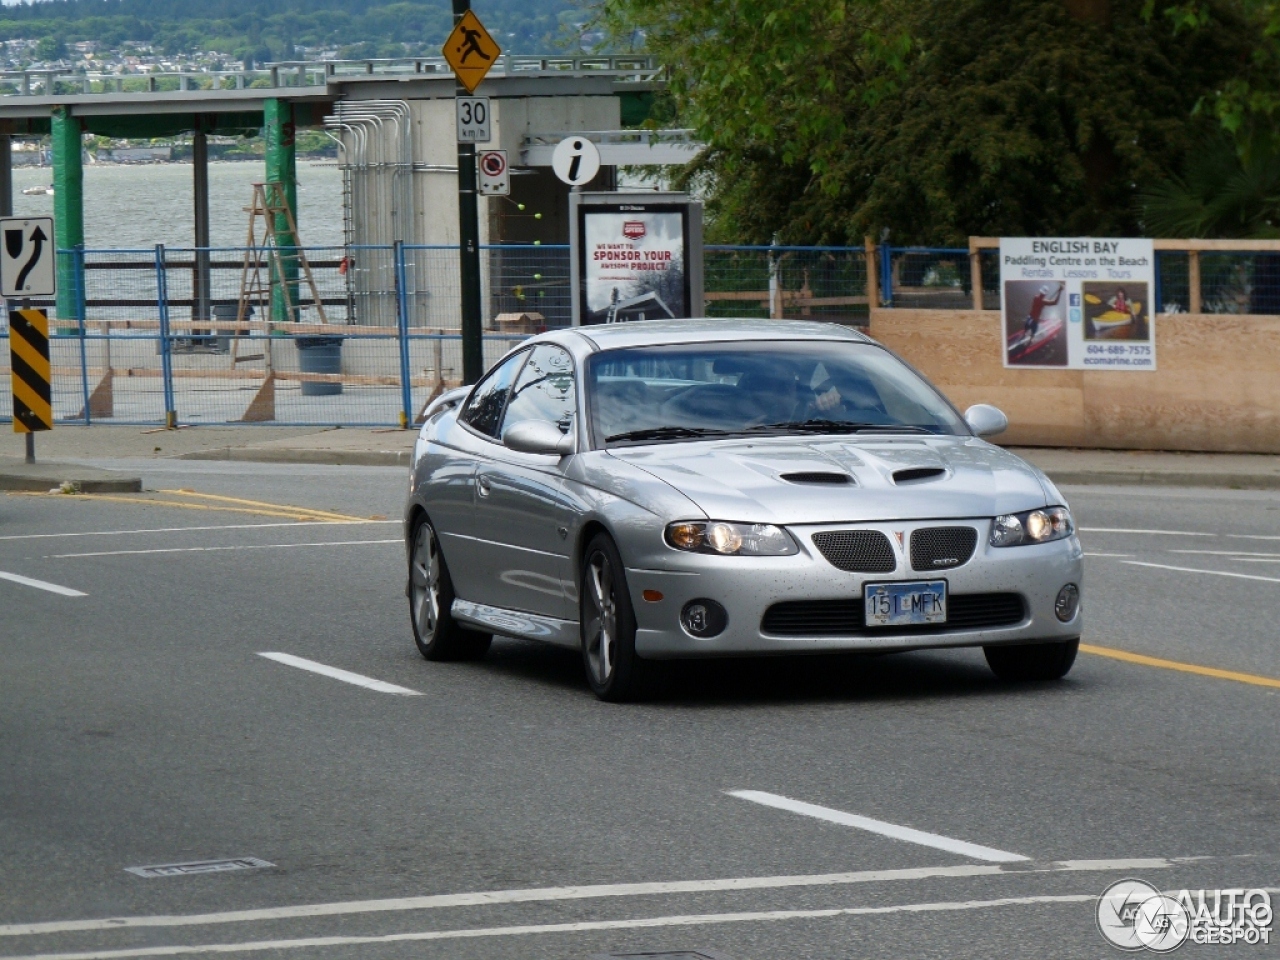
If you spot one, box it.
[964,404,1008,438]
[503,419,574,456]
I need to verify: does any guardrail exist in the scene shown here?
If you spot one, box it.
[0,54,662,97]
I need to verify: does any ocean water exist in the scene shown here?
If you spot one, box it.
[10,161,345,251]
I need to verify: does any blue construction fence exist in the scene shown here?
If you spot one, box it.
[1,242,1272,428]
[879,245,1280,313]
[0,243,873,428]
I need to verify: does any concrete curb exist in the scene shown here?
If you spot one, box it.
[0,462,143,493]
[177,447,411,468]
[1045,470,1280,491]
[171,447,1280,490]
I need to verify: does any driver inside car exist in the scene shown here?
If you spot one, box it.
[808,369,888,421]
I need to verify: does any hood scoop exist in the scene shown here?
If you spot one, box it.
[893,466,947,485]
[780,471,853,485]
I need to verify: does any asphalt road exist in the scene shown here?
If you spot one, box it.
[0,462,1277,960]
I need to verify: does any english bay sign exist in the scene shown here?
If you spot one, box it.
[1000,237,1155,371]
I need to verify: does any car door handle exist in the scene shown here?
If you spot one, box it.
[476,476,491,497]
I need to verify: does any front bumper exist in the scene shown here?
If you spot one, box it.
[625,519,1083,658]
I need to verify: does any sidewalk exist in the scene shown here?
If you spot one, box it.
[3,426,1280,489]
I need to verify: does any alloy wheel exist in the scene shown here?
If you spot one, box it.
[584,551,617,685]
[410,522,442,642]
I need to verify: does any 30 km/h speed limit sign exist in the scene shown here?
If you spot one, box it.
[478,150,509,196]
[455,97,490,143]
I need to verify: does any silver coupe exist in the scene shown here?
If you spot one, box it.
[405,319,1083,701]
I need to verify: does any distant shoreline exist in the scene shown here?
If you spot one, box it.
[12,157,336,168]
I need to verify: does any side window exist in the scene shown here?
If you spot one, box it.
[457,350,528,439]
[500,344,577,436]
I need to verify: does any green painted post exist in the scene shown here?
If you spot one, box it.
[51,106,85,325]
[264,98,298,324]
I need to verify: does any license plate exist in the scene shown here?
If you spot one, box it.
[864,580,947,627]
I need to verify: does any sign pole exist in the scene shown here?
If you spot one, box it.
[22,296,31,463]
[452,0,483,385]
[3,215,56,460]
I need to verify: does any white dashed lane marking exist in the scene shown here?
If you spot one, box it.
[0,570,86,597]
[257,653,421,696]
[1121,561,1280,585]
[727,791,1029,863]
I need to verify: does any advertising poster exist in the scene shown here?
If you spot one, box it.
[570,193,703,327]
[1000,238,1155,370]
[581,205,688,324]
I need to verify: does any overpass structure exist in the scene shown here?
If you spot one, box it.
[0,55,697,323]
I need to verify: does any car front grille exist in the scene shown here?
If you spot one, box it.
[910,526,979,571]
[761,592,1026,637]
[811,530,896,573]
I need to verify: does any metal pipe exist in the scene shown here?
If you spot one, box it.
[0,135,13,218]
[192,124,211,324]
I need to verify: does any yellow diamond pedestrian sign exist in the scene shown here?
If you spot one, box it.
[443,11,501,94]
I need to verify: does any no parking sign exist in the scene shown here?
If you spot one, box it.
[478,150,509,196]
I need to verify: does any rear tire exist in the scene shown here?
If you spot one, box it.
[409,516,492,662]
[984,638,1078,682]
[580,532,649,702]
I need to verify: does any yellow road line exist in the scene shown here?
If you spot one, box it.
[1081,643,1280,690]
[8,492,348,522]
[158,489,366,522]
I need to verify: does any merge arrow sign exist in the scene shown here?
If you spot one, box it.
[0,217,56,298]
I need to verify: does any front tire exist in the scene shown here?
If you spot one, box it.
[409,517,491,661]
[984,638,1078,682]
[580,533,648,702]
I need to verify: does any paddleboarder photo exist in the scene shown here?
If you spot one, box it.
[1083,281,1150,341]
[1004,280,1068,366]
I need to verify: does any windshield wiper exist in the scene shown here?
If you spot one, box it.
[746,420,935,435]
[605,425,733,443]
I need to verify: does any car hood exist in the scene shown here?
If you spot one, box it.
[607,436,1054,524]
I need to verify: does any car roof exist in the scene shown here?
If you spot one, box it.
[547,318,874,352]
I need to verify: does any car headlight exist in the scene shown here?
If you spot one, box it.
[665,521,798,556]
[990,507,1074,547]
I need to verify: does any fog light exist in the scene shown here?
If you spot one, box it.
[680,599,728,638]
[1055,584,1080,622]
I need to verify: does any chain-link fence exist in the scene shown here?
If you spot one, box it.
[879,247,974,310]
[704,246,870,324]
[14,240,1268,427]
[880,244,1280,314]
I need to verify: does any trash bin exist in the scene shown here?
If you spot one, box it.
[210,302,251,354]
[296,335,344,396]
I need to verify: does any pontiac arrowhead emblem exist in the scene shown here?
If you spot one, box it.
[893,530,905,549]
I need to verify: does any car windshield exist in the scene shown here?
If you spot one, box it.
[587,340,967,446]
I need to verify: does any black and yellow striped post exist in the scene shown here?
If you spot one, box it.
[10,308,52,461]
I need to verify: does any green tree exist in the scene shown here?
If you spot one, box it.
[1139,133,1280,237]
[1150,1,1280,158]
[602,0,1258,244]
[34,35,67,61]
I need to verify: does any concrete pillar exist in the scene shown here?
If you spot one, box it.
[51,106,84,323]
[192,123,211,324]
[263,98,298,322]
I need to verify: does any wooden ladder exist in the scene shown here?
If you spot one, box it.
[235,181,329,331]
[235,182,329,421]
